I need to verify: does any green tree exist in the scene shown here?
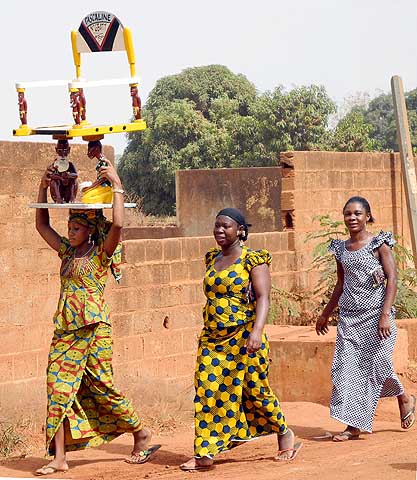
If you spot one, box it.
[146,65,257,117]
[360,87,417,151]
[361,93,395,150]
[256,85,336,152]
[118,65,337,214]
[119,66,260,214]
[331,111,377,152]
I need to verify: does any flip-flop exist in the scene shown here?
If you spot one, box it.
[312,431,333,440]
[332,431,360,442]
[180,457,214,471]
[401,394,416,430]
[35,465,69,476]
[180,462,214,471]
[275,442,303,461]
[125,444,161,464]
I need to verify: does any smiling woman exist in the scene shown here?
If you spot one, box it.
[316,196,416,442]
[180,208,302,472]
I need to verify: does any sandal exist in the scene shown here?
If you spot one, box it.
[275,442,303,461]
[401,394,416,430]
[332,430,360,442]
[180,457,214,471]
[35,465,69,476]
[125,444,161,464]
[180,464,214,471]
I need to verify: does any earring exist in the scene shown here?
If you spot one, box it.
[88,233,92,244]
[239,236,244,247]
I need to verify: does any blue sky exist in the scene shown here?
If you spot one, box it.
[2,0,417,154]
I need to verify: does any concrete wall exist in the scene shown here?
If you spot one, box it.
[176,166,282,237]
[1,229,296,421]
[1,143,416,424]
[0,143,296,423]
[266,324,409,405]
[0,140,114,422]
[280,151,410,290]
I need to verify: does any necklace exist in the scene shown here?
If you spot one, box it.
[61,243,96,278]
[74,243,95,259]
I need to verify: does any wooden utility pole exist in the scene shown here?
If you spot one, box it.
[391,75,417,265]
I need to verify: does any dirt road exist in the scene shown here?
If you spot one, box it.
[1,399,417,480]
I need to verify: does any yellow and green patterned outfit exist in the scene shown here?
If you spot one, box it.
[45,237,141,456]
[194,246,288,458]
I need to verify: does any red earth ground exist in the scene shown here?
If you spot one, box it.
[1,395,417,480]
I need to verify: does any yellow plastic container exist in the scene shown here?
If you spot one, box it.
[81,184,113,204]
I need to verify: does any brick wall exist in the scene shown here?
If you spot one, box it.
[0,143,414,425]
[176,166,282,237]
[0,141,296,423]
[0,140,113,422]
[280,151,406,235]
[280,151,410,289]
[0,224,295,422]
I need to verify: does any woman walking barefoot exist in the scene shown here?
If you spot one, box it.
[316,196,415,441]
[34,160,157,475]
[180,208,302,471]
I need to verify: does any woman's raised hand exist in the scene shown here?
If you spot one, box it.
[98,160,122,188]
[40,164,55,189]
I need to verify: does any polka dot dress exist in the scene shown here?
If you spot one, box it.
[329,231,404,432]
[193,246,288,459]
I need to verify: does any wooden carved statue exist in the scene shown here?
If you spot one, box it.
[79,88,87,122]
[18,91,27,125]
[70,90,81,125]
[49,140,78,203]
[130,85,141,120]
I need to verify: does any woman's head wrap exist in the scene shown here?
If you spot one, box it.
[68,209,122,282]
[216,207,252,241]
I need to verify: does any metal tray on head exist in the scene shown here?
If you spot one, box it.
[29,202,137,209]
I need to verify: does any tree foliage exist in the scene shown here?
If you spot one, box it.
[331,111,377,152]
[119,66,258,214]
[118,65,338,214]
[118,65,416,215]
[358,88,417,152]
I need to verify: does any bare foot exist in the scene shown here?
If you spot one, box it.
[332,426,360,442]
[132,427,152,455]
[180,456,214,471]
[35,459,69,476]
[276,429,295,460]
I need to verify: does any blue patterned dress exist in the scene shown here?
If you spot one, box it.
[193,246,288,458]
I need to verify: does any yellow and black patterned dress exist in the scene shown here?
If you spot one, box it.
[194,246,288,458]
[45,237,141,456]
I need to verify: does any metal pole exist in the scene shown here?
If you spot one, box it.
[391,75,417,265]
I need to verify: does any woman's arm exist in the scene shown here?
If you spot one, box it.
[377,243,397,339]
[245,263,270,354]
[100,160,124,257]
[35,166,61,252]
[316,260,344,335]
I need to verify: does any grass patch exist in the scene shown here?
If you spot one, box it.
[0,422,26,458]
[124,192,177,226]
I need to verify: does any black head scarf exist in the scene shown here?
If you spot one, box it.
[216,208,252,241]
